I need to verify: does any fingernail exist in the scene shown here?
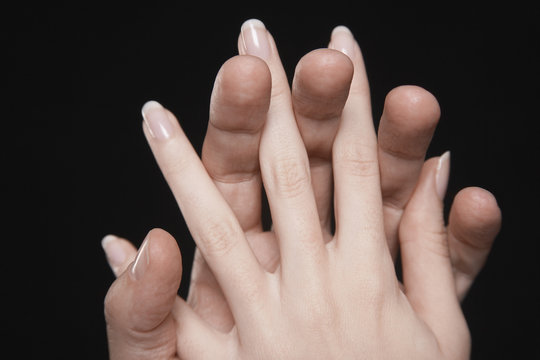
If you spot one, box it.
[241,19,270,60]
[329,26,355,60]
[102,235,127,273]
[142,100,174,141]
[130,234,150,280]
[435,151,451,201]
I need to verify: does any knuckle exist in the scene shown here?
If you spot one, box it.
[422,228,451,259]
[199,218,240,257]
[380,143,426,161]
[299,296,338,330]
[341,156,379,178]
[401,209,450,258]
[334,143,379,178]
[270,82,291,103]
[361,276,389,308]
[237,277,265,310]
[270,155,311,198]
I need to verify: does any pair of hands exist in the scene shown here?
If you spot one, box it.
[103,20,501,359]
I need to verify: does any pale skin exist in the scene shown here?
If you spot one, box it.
[103,20,502,359]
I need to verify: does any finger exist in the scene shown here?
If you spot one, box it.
[448,187,502,301]
[102,234,236,332]
[187,248,234,332]
[101,234,236,339]
[102,234,137,276]
[378,86,440,259]
[400,153,470,358]
[103,228,182,359]
[142,100,267,324]
[239,19,326,278]
[193,55,272,332]
[202,54,271,233]
[329,26,389,263]
[173,297,232,360]
[291,48,353,232]
[188,230,280,332]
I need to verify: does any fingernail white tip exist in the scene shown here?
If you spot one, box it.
[435,151,451,201]
[332,25,351,36]
[438,151,451,168]
[241,18,266,31]
[141,100,163,117]
[101,234,118,249]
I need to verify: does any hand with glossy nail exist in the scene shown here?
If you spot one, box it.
[107,95,463,358]
[102,19,501,359]
[186,20,502,333]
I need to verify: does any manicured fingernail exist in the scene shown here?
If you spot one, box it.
[142,100,174,141]
[102,235,126,273]
[329,26,355,60]
[435,151,451,201]
[241,19,270,60]
[130,234,150,280]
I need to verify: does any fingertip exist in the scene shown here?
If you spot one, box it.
[141,100,164,116]
[383,85,441,134]
[331,25,352,36]
[102,234,118,249]
[102,234,138,276]
[455,186,501,212]
[451,187,502,243]
[399,156,444,232]
[211,55,271,131]
[414,155,442,191]
[293,48,353,108]
[102,234,124,268]
[449,187,501,301]
[104,228,183,335]
[145,228,183,275]
[328,25,358,61]
[220,55,272,96]
[240,18,266,32]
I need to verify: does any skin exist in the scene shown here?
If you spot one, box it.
[103,21,501,359]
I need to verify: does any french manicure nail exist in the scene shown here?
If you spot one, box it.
[130,235,150,280]
[241,19,271,60]
[435,151,451,201]
[329,26,355,60]
[141,100,174,141]
[102,235,126,272]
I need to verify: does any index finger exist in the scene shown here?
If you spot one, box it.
[141,100,267,325]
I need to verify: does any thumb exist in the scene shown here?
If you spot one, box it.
[103,228,182,359]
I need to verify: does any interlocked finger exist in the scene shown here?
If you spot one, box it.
[330,26,389,266]
[378,86,440,258]
[142,100,267,325]
[291,48,353,233]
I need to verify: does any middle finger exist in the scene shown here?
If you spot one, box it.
[239,19,327,279]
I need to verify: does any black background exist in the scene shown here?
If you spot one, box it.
[6,2,538,359]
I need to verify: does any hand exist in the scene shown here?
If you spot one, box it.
[103,20,501,358]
